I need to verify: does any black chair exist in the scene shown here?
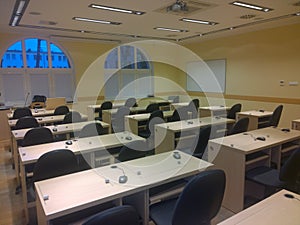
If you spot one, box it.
[139,110,164,138]
[150,169,226,225]
[31,95,47,108]
[167,107,189,122]
[117,140,152,162]
[21,127,54,147]
[246,148,300,196]
[32,149,78,183]
[79,122,107,138]
[112,106,131,133]
[54,105,70,115]
[259,105,283,128]
[82,205,139,225]
[12,107,32,119]
[62,111,82,124]
[95,101,113,121]
[227,103,242,120]
[192,126,212,159]
[15,116,39,130]
[146,103,160,113]
[227,117,249,136]
[125,98,137,107]
[187,99,199,119]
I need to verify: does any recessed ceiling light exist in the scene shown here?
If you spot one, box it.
[154,27,188,32]
[89,4,145,15]
[73,17,121,25]
[231,1,272,12]
[296,12,300,16]
[180,18,218,25]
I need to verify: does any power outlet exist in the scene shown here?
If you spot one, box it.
[279,80,285,86]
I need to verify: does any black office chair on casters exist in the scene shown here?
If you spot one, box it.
[54,105,70,115]
[227,103,242,119]
[146,103,160,113]
[246,148,300,197]
[62,111,82,124]
[138,110,164,139]
[187,99,199,119]
[82,205,140,225]
[15,116,39,130]
[117,140,153,162]
[150,169,226,225]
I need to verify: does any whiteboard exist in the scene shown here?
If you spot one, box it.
[186,59,226,93]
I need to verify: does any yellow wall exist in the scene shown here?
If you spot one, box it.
[183,23,300,127]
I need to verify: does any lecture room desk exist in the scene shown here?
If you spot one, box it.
[87,102,124,120]
[34,151,212,225]
[199,106,230,117]
[124,110,174,135]
[155,117,235,154]
[218,190,300,225]
[208,127,300,213]
[237,110,273,131]
[8,114,88,127]
[170,102,189,110]
[12,121,110,187]
[7,108,55,119]
[20,131,144,223]
[292,119,300,130]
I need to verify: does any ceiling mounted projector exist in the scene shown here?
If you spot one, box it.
[167,0,188,12]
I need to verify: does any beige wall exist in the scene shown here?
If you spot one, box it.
[183,23,300,127]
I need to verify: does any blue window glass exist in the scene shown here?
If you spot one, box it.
[121,45,135,69]
[25,38,49,68]
[137,49,150,69]
[50,43,70,68]
[105,48,118,69]
[1,41,23,68]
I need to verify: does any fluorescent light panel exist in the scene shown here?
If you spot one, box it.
[73,17,121,25]
[89,4,145,15]
[154,27,188,32]
[10,0,30,26]
[181,18,217,25]
[231,1,272,12]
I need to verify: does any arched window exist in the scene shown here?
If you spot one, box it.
[0,38,75,105]
[104,45,153,99]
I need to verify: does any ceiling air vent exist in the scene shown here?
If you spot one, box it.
[155,0,217,16]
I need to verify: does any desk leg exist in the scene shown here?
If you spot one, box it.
[12,136,21,186]
[20,163,29,223]
[125,117,138,135]
[36,195,50,225]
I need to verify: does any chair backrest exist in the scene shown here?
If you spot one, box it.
[32,149,78,183]
[118,140,150,162]
[63,111,82,124]
[227,103,242,119]
[269,105,283,127]
[172,169,226,225]
[146,110,164,135]
[279,148,300,184]
[82,205,139,225]
[112,106,131,132]
[146,103,160,113]
[227,117,249,135]
[22,127,54,147]
[32,95,47,103]
[99,101,113,118]
[125,98,137,107]
[54,105,70,115]
[188,99,199,119]
[193,126,211,159]
[169,107,189,122]
[79,122,107,138]
[12,107,32,119]
[15,116,39,130]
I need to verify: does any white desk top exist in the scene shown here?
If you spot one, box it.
[7,109,55,119]
[88,102,124,109]
[199,106,230,111]
[8,114,88,127]
[19,132,144,165]
[125,111,174,121]
[103,106,147,114]
[35,151,212,220]
[12,121,109,140]
[209,127,300,155]
[237,110,273,117]
[218,190,300,225]
[156,117,235,132]
[292,119,300,123]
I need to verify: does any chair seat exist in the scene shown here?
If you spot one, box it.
[246,166,285,188]
[150,198,177,225]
